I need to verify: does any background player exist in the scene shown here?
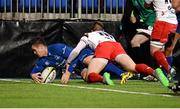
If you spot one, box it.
[129,0,156,64]
[145,0,177,81]
[127,0,156,80]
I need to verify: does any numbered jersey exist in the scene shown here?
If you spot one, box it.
[86,31,116,50]
[145,0,177,24]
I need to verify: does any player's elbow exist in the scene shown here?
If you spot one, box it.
[71,51,79,58]
[67,51,79,63]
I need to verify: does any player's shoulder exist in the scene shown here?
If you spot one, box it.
[80,34,89,41]
[84,32,89,37]
[83,31,99,37]
[86,31,102,37]
[35,57,46,66]
[48,43,68,50]
[48,43,66,48]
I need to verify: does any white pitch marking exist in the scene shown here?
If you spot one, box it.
[0,79,175,98]
[49,83,174,98]
[0,79,31,83]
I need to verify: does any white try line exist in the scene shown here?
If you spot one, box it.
[49,83,175,98]
[0,79,176,98]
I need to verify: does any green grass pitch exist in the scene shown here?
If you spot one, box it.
[0,79,180,108]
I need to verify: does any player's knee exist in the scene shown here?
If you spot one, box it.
[150,47,161,56]
[131,40,140,47]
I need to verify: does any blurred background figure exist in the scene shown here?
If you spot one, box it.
[145,0,177,82]
[122,0,156,79]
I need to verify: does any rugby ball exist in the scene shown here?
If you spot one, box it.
[41,67,56,83]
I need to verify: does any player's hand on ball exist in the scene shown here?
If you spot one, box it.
[31,73,42,83]
[61,72,70,84]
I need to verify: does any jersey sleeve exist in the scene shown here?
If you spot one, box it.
[68,57,79,73]
[67,36,88,64]
[58,44,73,59]
[31,60,45,74]
[50,44,67,57]
[145,0,153,4]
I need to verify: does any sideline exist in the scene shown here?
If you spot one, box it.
[0,79,175,98]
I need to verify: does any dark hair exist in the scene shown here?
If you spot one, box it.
[91,21,104,31]
[30,37,46,46]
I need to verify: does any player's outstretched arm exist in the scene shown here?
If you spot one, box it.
[61,64,71,84]
[66,36,88,64]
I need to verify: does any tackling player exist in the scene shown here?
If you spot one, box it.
[66,21,169,87]
[62,48,132,84]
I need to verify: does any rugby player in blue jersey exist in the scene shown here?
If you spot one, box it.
[30,38,73,83]
[30,37,130,84]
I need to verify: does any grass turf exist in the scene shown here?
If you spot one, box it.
[0,79,180,108]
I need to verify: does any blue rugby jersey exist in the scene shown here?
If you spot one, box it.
[31,43,73,74]
[68,48,94,73]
